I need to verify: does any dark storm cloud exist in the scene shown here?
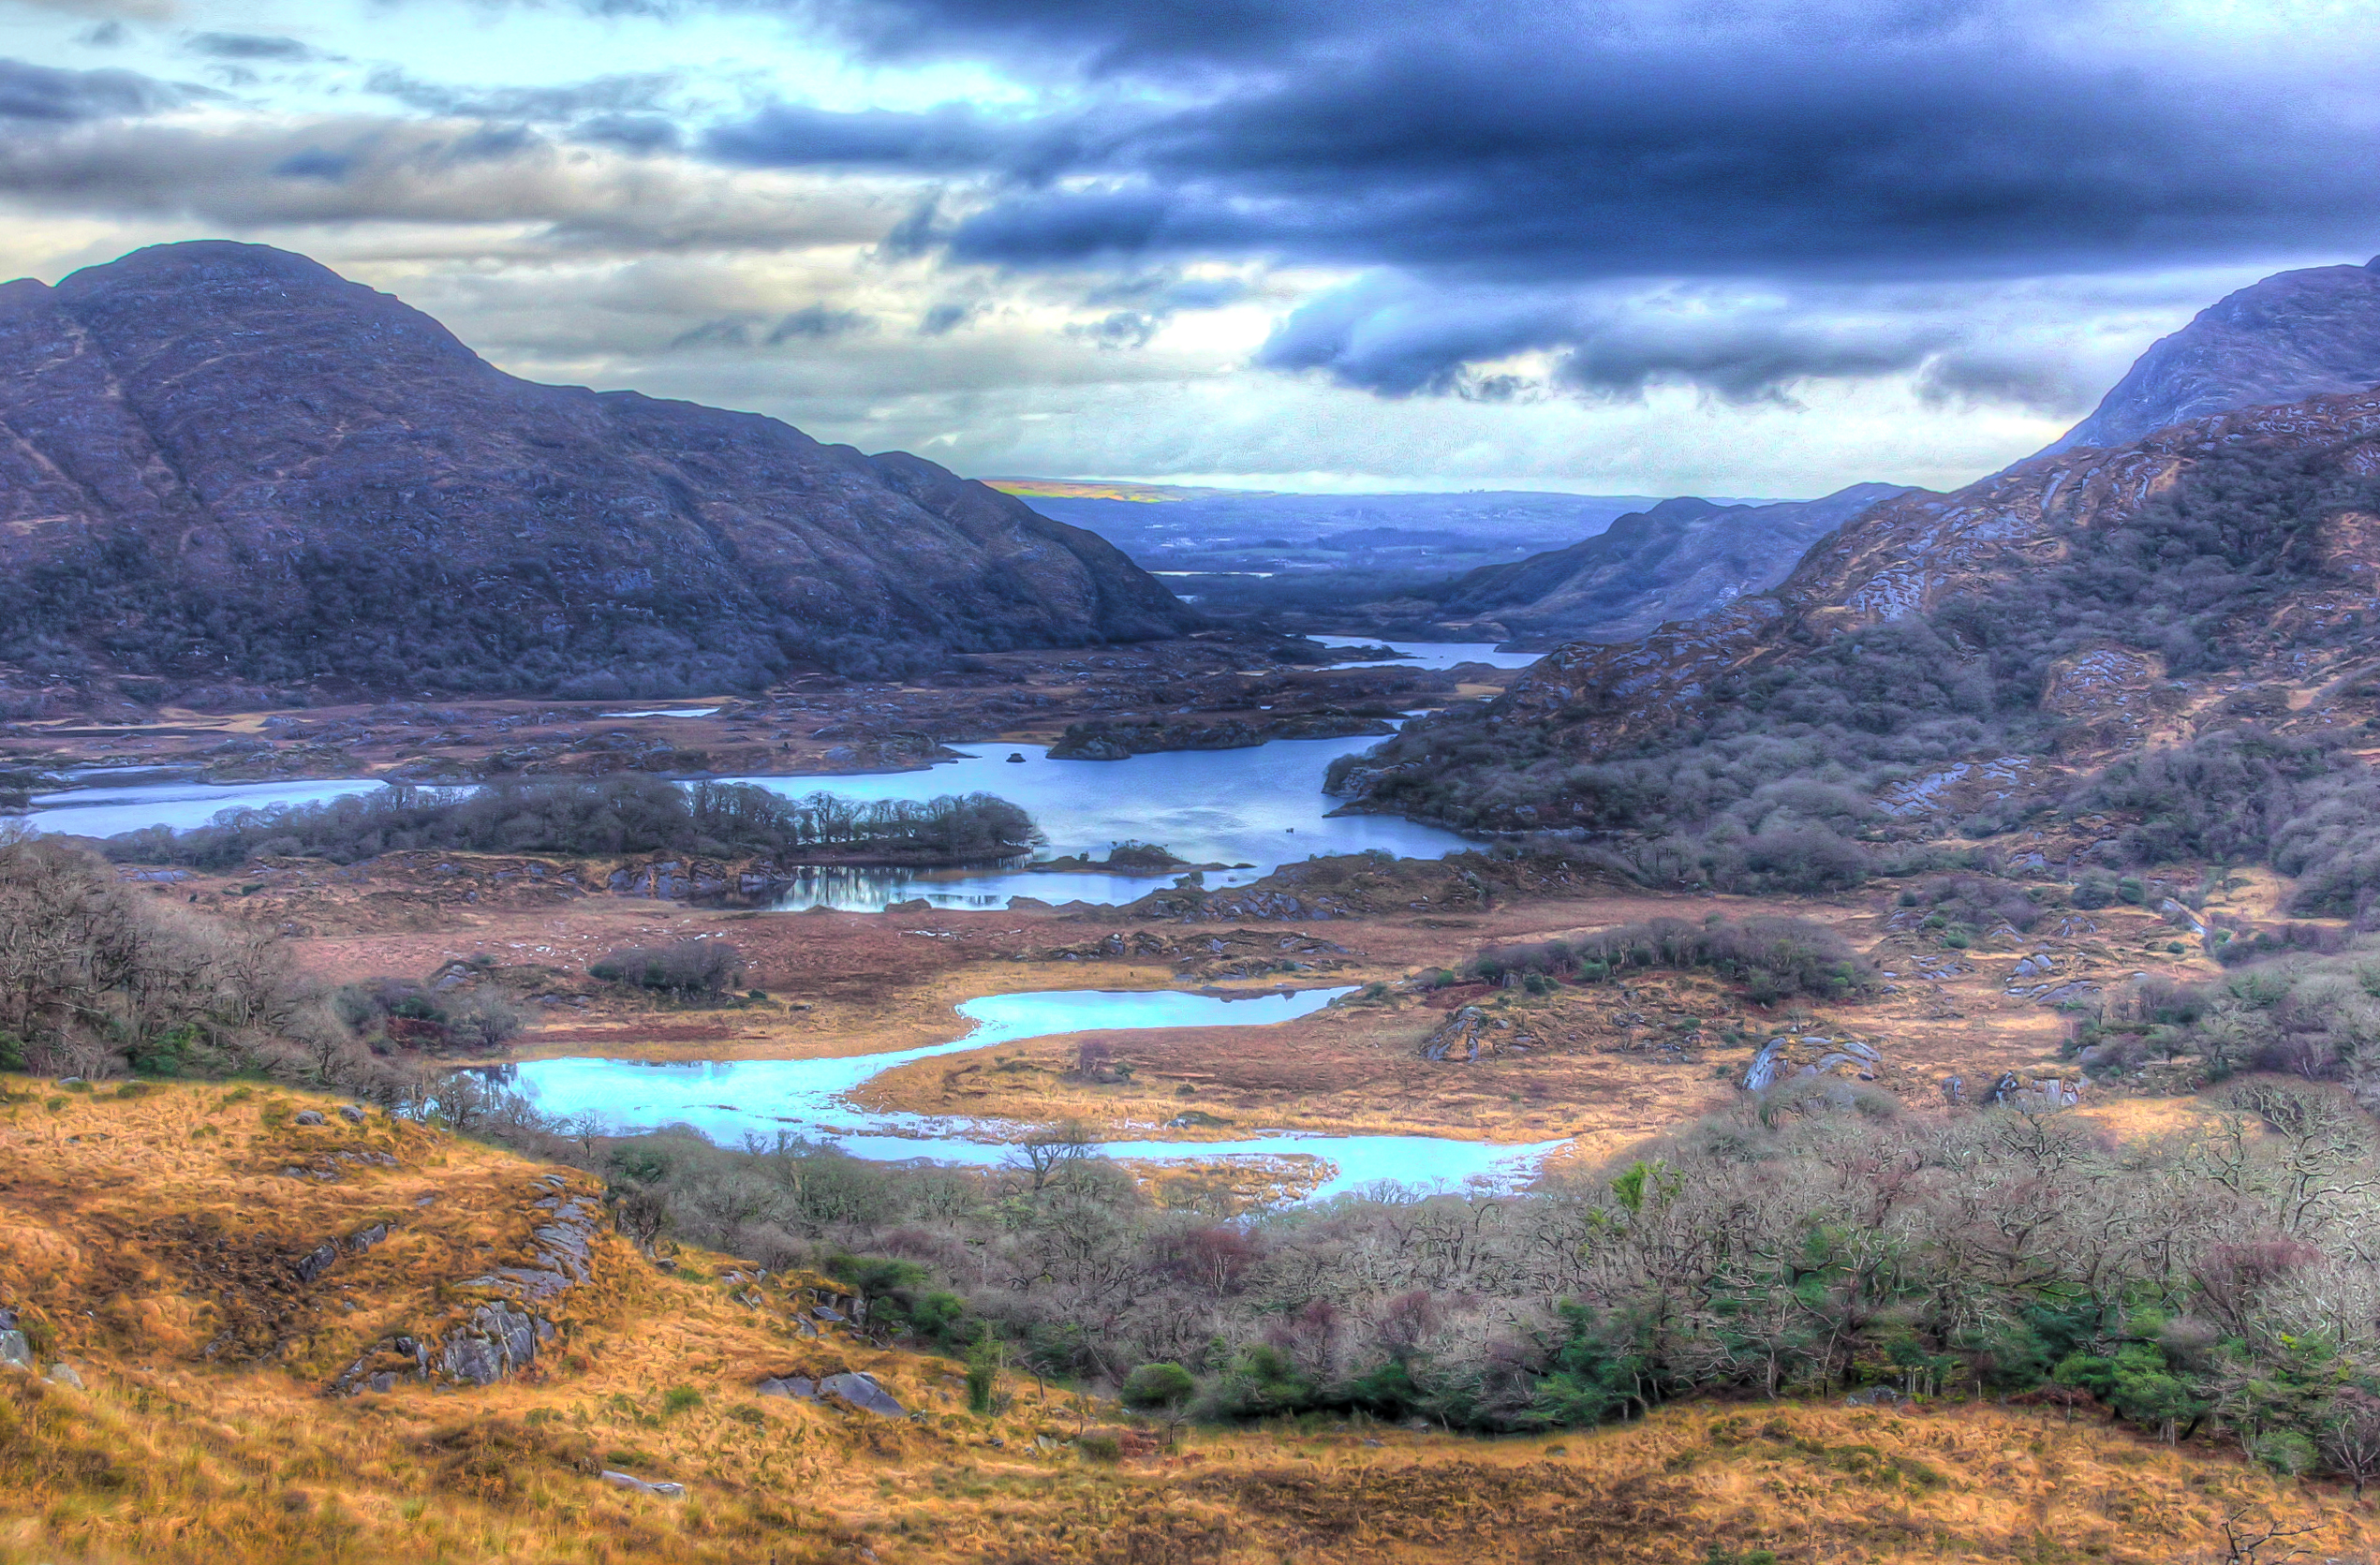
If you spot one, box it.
[0,57,185,123]
[703,101,1106,178]
[680,0,2380,400]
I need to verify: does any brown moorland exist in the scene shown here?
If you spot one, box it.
[3,1080,2373,1565]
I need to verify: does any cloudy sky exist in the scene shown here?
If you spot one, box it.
[0,0,2372,496]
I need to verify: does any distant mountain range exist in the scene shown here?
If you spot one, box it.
[1429,485,1912,646]
[0,242,1197,706]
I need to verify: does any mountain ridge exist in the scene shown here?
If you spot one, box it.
[1432,482,1912,645]
[2040,256,2380,456]
[0,241,1198,704]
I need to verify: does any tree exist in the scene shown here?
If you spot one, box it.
[2319,1390,2380,1499]
[1120,1362,1197,1435]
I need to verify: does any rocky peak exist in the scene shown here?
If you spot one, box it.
[2040,256,2380,456]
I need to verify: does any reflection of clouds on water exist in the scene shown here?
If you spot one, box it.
[503,986,1564,1201]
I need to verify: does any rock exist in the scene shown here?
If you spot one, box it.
[756,1376,817,1400]
[295,1242,339,1284]
[1006,752,1026,762]
[368,1372,396,1394]
[54,1077,83,1088]
[601,1471,687,1498]
[1420,1005,1497,1063]
[0,1329,30,1370]
[292,1109,326,1127]
[46,1361,84,1390]
[340,1104,366,1125]
[1744,1034,1880,1091]
[439,1303,541,1386]
[1844,1384,1910,1407]
[819,1371,907,1418]
[1005,895,1054,910]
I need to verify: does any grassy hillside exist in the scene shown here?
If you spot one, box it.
[3,1079,2376,1565]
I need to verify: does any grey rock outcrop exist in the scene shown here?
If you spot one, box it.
[2041,258,2380,456]
[440,1303,546,1386]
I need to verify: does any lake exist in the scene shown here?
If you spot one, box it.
[30,732,1473,911]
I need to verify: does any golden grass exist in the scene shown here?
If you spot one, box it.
[6,1081,2377,1565]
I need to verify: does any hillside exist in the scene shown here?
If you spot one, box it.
[1334,379,2380,876]
[1432,483,1910,645]
[0,243,1197,708]
[4,1079,2370,1565]
[2042,257,2380,456]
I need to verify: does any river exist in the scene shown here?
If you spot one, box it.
[22,681,1573,1196]
[492,986,1568,1200]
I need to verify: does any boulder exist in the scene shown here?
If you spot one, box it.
[292,1109,326,1127]
[819,1371,907,1418]
[601,1471,686,1498]
[340,1105,367,1125]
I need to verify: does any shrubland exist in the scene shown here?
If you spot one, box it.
[514,1069,2380,1490]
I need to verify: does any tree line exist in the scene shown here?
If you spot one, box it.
[99,775,1041,870]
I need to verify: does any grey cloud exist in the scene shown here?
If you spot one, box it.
[187,33,314,61]
[688,2,2380,288]
[1260,274,1973,404]
[0,115,894,256]
[702,100,1102,177]
[364,67,680,124]
[766,304,868,341]
[575,113,681,154]
[667,305,873,349]
[0,57,185,124]
[918,300,977,334]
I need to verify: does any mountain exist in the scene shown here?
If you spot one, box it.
[1428,483,1911,645]
[1333,261,2380,915]
[2040,257,2380,456]
[0,242,1197,704]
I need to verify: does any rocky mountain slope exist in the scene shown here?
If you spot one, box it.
[0,242,1197,705]
[2041,256,2380,455]
[1430,483,1909,645]
[1333,258,2380,908]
